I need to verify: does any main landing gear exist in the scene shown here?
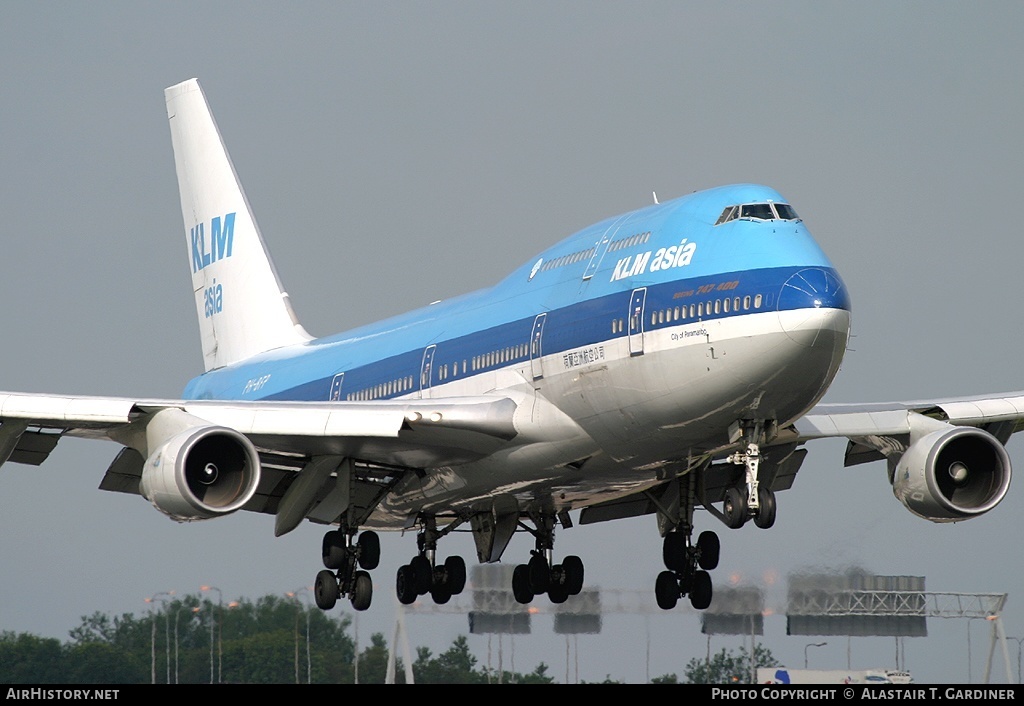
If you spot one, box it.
[315,527,380,612]
[395,518,467,606]
[510,513,584,605]
[650,464,721,611]
[655,529,718,610]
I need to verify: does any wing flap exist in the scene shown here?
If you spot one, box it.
[9,430,61,466]
[934,397,1024,425]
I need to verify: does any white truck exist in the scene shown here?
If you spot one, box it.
[757,668,913,684]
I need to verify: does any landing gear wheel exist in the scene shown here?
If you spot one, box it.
[528,553,550,594]
[562,555,584,595]
[396,564,418,605]
[322,530,346,570]
[655,570,679,610]
[357,531,380,570]
[512,564,534,604]
[696,531,720,571]
[444,555,467,594]
[351,570,373,611]
[410,555,432,595]
[662,532,687,572]
[753,487,777,529]
[723,487,748,529]
[430,577,453,605]
[314,569,339,610]
[690,570,713,610]
[548,582,569,604]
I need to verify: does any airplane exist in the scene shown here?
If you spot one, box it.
[0,78,1014,614]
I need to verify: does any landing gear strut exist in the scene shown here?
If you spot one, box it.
[315,527,379,612]
[395,517,467,605]
[510,512,584,604]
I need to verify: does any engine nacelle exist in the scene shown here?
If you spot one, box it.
[140,423,261,522]
[892,425,1011,522]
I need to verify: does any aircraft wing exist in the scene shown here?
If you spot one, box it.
[0,391,520,533]
[785,391,1024,464]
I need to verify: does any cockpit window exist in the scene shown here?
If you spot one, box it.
[714,205,737,226]
[715,202,801,225]
[773,203,800,220]
[739,203,776,220]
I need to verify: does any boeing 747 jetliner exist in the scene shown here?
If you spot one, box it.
[0,79,1014,613]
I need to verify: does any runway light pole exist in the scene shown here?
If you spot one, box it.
[201,585,223,683]
[804,641,827,669]
[191,606,208,683]
[287,587,312,684]
[145,592,172,684]
[173,605,185,684]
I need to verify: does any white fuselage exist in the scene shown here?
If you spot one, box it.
[373,305,850,525]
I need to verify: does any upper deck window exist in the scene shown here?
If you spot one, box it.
[715,202,801,225]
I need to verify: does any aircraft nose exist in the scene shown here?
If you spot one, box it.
[776,268,851,345]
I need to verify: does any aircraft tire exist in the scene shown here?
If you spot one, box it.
[696,531,720,571]
[690,570,713,610]
[431,581,453,605]
[723,487,748,529]
[322,530,346,570]
[512,564,534,604]
[444,555,467,594]
[357,531,380,570]
[754,487,777,529]
[655,571,679,610]
[410,555,432,595]
[662,532,687,572]
[314,569,339,610]
[396,565,418,605]
[563,555,585,595]
[528,553,550,594]
[351,570,372,611]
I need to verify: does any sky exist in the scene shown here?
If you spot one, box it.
[1,1,1024,684]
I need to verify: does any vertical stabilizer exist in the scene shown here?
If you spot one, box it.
[165,78,311,371]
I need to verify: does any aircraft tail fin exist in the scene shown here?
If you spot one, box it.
[165,78,311,372]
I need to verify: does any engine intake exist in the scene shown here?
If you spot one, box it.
[892,425,1011,522]
[140,422,261,521]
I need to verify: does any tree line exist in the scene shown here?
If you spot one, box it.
[0,592,775,683]
[0,592,553,684]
